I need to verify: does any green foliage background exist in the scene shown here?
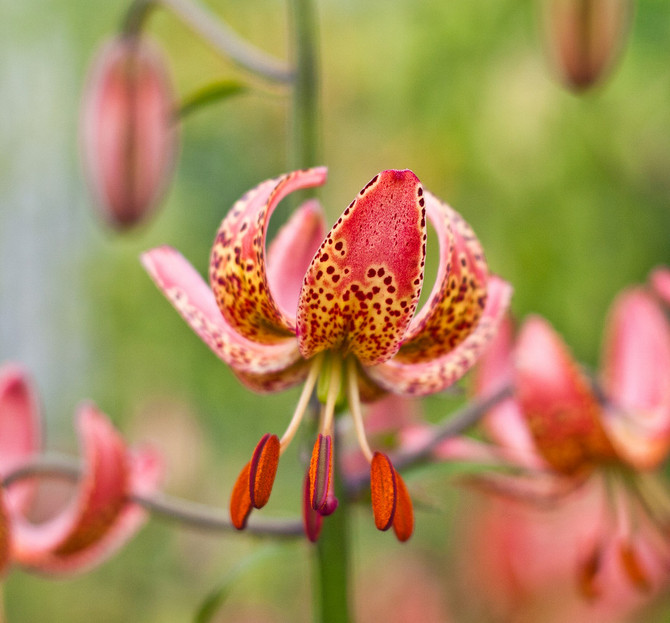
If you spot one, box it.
[1,0,670,621]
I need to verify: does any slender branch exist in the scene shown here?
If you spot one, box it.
[2,455,302,538]
[121,0,293,84]
[346,386,513,494]
[394,385,514,469]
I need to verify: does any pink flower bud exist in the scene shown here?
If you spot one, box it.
[81,36,178,229]
[541,0,633,91]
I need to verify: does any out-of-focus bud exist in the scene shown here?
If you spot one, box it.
[81,36,178,229]
[541,0,633,92]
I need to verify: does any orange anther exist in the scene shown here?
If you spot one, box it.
[230,462,252,530]
[577,544,602,600]
[392,471,414,542]
[370,452,397,531]
[249,433,280,509]
[309,434,332,512]
[620,541,651,592]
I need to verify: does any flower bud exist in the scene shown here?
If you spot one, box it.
[81,36,178,229]
[541,0,633,91]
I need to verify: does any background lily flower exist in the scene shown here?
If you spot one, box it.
[460,287,670,599]
[540,0,634,91]
[143,167,511,539]
[0,363,163,575]
[81,35,178,229]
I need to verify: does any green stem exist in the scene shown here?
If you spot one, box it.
[288,0,320,170]
[121,0,293,84]
[314,463,352,623]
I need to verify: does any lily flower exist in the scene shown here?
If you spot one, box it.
[0,363,162,575]
[142,168,511,540]
[468,287,670,598]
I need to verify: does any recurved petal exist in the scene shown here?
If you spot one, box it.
[231,358,311,394]
[210,168,328,342]
[365,275,512,396]
[515,316,616,476]
[12,404,161,574]
[142,246,303,376]
[297,170,426,366]
[397,192,488,363]
[0,363,42,515]
[600,288,670,469]
[266,199,326,321]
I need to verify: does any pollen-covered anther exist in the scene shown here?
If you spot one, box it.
[370,452,398,531]
[392,471,414,542]
[249,433,280,509]
[230,462,252,530]
[619,540,652,592]
[309,434,333,512]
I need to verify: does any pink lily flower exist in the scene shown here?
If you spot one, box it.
[142,168,511,540]
[464,287,670,600]
[0,363,162,576]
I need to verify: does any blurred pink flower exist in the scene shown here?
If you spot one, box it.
[455,287,670,615]
[81,36,178,229]
[357,553,454,623]
[0,363,162,576]
[650,266,670,309]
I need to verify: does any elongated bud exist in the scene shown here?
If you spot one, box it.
[309,434,332,512]
[370,452,398,531]
[541,0,633,91]
[249,434,280,509]
[81,36,178,229]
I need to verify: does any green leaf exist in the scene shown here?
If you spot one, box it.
[176,80,247,120]
[193,544,282,623]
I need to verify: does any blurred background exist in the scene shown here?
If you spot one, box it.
[1,0,670,620]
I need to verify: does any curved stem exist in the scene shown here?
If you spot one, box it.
[2,455,302,538]
[121,0,293,84]
[345,386,513,494]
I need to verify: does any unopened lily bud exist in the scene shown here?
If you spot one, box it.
[541,0,633,91]
[81,36,178,229]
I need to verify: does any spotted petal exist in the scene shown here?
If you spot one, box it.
[142,246,304,381]
[12,404,162,574]
[365,275,512,395]
[210,168,328,343]
[297,170,426,366]
[396,192,488,363]
[600,288,670,469]
[0,363,42,515]
[515,316,616,476]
